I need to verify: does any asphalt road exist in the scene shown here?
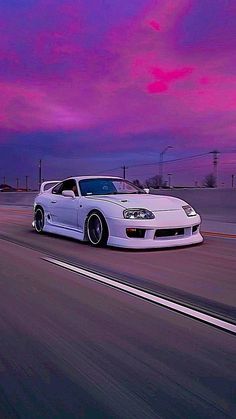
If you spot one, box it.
[0,207,235,418]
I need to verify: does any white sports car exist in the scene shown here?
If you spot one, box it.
[33,176,203,249]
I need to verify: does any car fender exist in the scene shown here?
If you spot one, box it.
[34,193,51,212]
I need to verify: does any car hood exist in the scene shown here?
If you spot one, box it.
[85,194,186,211]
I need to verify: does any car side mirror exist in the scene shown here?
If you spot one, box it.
[143,188,150,194]
[62,190,76,199]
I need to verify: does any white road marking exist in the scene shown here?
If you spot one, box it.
[43,257,236,334]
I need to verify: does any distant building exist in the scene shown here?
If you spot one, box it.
[0,184,16,192]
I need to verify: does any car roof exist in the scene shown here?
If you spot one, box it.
[41,176,126,194]
[65,176,123,181]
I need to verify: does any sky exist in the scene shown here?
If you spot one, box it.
[0,0,236,188]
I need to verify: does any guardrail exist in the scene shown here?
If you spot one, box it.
[150,188,236,222]
[0,189,236,223]
[0,192,38,207]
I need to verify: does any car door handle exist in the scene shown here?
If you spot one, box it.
[51,200,57,203]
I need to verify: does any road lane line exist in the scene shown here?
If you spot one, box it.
[43,257,236,334]
[202,231,236,239]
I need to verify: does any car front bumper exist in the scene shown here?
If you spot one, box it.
[106,211,203,249]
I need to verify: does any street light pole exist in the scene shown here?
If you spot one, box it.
[159,146,173,187]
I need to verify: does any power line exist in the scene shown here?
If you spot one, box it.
[93,152,211,175]
[92,149,236,176]
[93,166,122,175]
[91,150,234,181]
[128,152,210,170]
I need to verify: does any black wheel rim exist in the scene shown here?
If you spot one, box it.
[35,209,44,232]
[88,214,102,244]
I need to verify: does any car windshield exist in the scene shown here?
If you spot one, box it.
[79,178,144,196]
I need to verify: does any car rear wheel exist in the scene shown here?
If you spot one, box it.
[86,211,108,247]
[34,207,44,233]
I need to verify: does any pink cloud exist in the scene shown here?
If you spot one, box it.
[148,81,168,93]
[0,0,235,157]
[151,67,193,82]
[0,82,92,131]
[149,20,160,31]
[199,77,210,85]
[148,67,193,93]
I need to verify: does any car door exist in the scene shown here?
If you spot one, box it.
[49,179,80,229]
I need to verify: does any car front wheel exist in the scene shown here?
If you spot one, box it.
[86,211,108,247]
[34,207,45,233]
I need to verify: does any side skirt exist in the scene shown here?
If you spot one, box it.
[43,224,85,242]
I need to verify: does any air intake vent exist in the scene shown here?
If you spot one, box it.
[126,228,146,238]
[155,228,184,238]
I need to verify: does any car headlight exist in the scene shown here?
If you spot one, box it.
[123,208,155,219]
[182,205,197,217]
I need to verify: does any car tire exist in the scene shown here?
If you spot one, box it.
[86,211,108,247]
[34,206,45,233]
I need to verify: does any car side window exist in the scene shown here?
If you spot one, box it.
[52,182,64,194]
[52,180,78,196]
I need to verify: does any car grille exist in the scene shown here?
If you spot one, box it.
[155,228,185,238]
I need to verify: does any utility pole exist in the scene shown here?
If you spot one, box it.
[3,176,6,185]
[25,175,29,191]
[16,178,19,189]
[122,165,127,179]
[232,174,235,188]
[159,146,173,187]
[210,150,220,187]
[38,159,42,190]
[168,173,172,188]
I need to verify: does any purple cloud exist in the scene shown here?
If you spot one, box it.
[0,0,235,185]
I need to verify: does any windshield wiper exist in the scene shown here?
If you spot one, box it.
[106,191,144,195]
[123,191,144,194]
